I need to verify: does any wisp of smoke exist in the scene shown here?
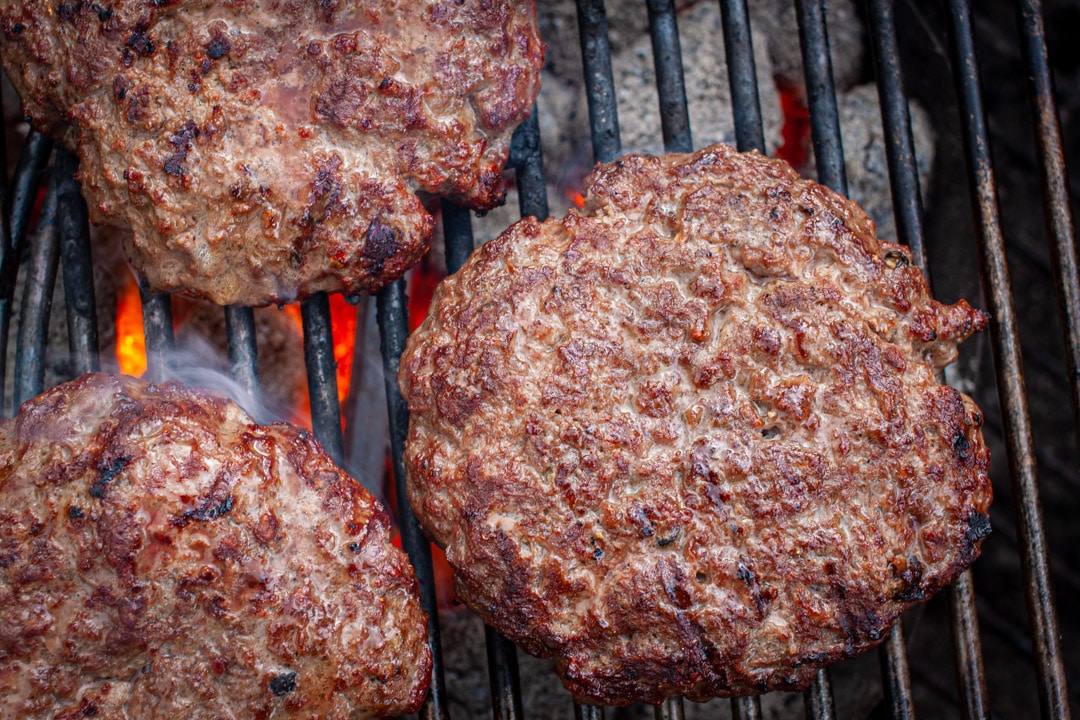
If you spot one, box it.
[158,334,281,426]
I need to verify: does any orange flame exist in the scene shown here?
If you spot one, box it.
[329,293,357,405]
[776,82,811,170]
[115,274,147,377]
[114,278,355,408]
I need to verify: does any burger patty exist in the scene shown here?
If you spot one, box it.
[0,0,543,306]
[0,373,431,719]
[399,143,992,704]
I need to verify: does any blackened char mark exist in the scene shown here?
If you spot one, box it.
[363,218,399,274]
[892,557,926,602]
[172,494,235,528]
[207,37,229,60]
[125,28,156,56]
[952,430,971,460]
[58,2,80,22]
[967,512,992,542]
[3,22,26,39]
[962,511,993,563]
[269,671,298,696]
[58,1,112,22]
[656,526,681,547]
[89,455,133,498]
[736,561,772,615]
[164,120,200,177]
[301,156,344,228]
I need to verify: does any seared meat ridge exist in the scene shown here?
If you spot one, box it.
[400,142,992,704]
[0,1,543,305]
[0,373,431,719]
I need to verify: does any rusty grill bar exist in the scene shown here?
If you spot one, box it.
[1015,0,1080,465]
[945,2,1070,718]
[1,0,1077,718]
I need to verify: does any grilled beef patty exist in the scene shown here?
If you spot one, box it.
[0,0,543,306]
[400,143,992,704]
[0,373,431,718]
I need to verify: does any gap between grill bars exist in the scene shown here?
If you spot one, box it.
[1,0,1076,718]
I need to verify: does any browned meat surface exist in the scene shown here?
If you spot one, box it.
[400,143,992,704]
[0,373,431,719]
[0,1,543,306]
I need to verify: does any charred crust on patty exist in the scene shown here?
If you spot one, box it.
[401,142,992,704]
[0,0,544,305]
[0,373,432,717]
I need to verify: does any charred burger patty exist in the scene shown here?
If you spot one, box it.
[0,373,431,719]
[0,0,543,306]
[400,143,992,704]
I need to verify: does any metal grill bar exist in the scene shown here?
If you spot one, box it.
[732,696,762,720]
[948,571,991,720]
[441,198,526,720]
[573,4,669,710]
[1,130,52,413]
[945,1,1071,718]
[7,131,52,265]
[654,697,684,720]
[511,108,549,220]
[802,671,836,720]
[13,160,60,407]
[794,0,847,193]
[865,0,928,267]
[301,293,346,468]
[577,0,622,164]
[376,278,449,720]
[787,2,852,715]
[575,705,605,720]
[718,0,765,154]
[880,625,916,720]
[645,0,692,153]
[1015,0,1080,453]
[224,306,259,397]
[864,1,990,717]
[441,199,476,276]
[139,291,174,382]
[514,104,606,720]
[485,624,525,720]
[55,149,98,377]
[615,7,692,715]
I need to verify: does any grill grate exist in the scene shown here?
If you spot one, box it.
[1,1,1076,718]
[945,2,1070,718]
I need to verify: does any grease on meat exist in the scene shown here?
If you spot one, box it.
[400,143,992,704]
[0,373,431,719]
[0,1,543,305]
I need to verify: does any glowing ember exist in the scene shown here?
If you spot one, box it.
[408,264,442,332]
[569,190,586,208]
[115,273,147,378]
[329,293,357,405]
[775,82,811,170]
